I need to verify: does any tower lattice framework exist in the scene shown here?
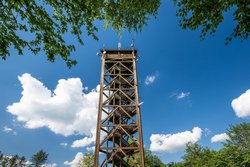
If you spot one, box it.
[94,49,145,167]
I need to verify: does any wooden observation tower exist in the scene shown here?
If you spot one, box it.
[94,47,145,167]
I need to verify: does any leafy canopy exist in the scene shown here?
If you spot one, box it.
[0,0,161,67]
[31,149,48,167]
[0,149,49,167]
[77,148,166,167]
[126,148,166,167]
[174,0,250,44]
[1,1,249,67]
[78,153,94,167]
[0,151,27,167]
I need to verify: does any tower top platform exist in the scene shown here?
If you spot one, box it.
[100,49,138,59]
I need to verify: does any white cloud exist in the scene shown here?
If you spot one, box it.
[25,161,32,166]
[60,142,68,147]
[3,126,17,135]
[71,129,96,148]
[86,146,95,152]
[204,128,211,137]
[211,133,230,143]
[42,163,57,167]
[176,92,190,100]
[71,128,107,148]
[7,73,100,139]
[3,126,13,133]
[232,89,250,118]
[150,127,202,153]
[145,73,158,85]
[64,152,83,167]
[4,159,55,167]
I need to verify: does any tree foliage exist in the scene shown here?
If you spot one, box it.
[0,150,49,167]
[1,0,249,67]
[0,0,161,67]
[174,0,250,43]
[127,148,166,167]
[77,148,166,167]
[167,122,250,167]
[180,142,217,167]
[0,151,27,167]
[216,122,250,167]
[31,150,48,167]
[78,153,94,167]
[226,122,250,149]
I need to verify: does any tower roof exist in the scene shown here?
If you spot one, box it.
[100,49,137,55]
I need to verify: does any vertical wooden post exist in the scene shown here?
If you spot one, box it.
[94,54,105,167]
[132,50,145,167]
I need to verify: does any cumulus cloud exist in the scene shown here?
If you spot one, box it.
[150,127,202,153]
[176,92,190,100]
[71,128,107,149]
[71,129,96,148]
[232,89,250,118]
[7,73,100,139]
[64,152,83,167]
[86,146,95,152]
[211,133,230,143]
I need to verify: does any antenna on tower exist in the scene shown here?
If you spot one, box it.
[118,42,122,50]
[131,39,135,49]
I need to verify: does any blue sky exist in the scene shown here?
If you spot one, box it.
[1,1,250,166]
